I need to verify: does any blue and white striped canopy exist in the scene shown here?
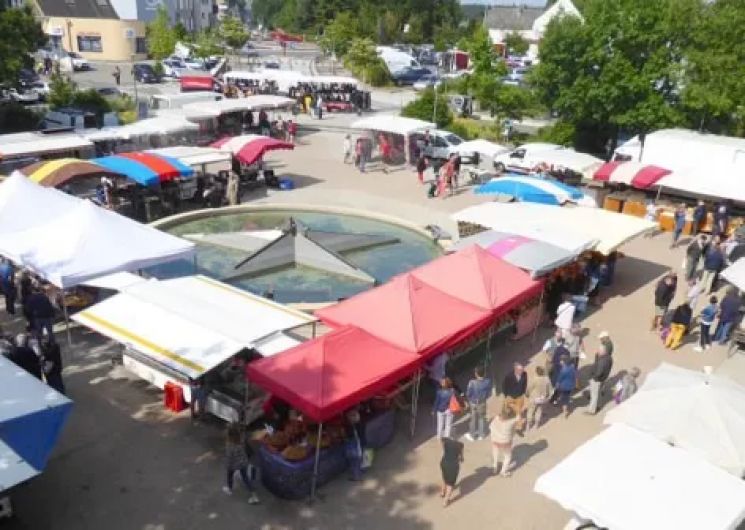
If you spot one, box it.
[475,174,592,206]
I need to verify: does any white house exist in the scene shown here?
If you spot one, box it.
[484,0,582,58]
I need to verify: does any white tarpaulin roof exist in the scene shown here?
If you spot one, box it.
[534,149,604,176]
[73,275,314,379]
[0,176,194,288]
[604,363,745,477]
[81,271,146,291]
[351,115,434,136]
[452,202,655,255]
[656,164,745,203]
[0,132,93,158]
[454,139,509,159]
[535,424,745,530]
[721,258,745,292]
[148,146,231,168]
[183,95,295,118]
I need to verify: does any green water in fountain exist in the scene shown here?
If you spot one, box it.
[154,210,442,303]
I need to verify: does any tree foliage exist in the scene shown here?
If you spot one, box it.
[401,87,452,128]
[193,29,223,58]
[0,4,46,86]
[146,5,177,61]
[318,12,363,57]
[344,38,390,86]
[503,32,529,55]
[251,0,461,43]
[531,0,703,151]
[220,15,249,49]
[48,74,77,109]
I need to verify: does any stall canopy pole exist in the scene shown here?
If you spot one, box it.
[531,288,546,344]
[309,422,323,503]
[655,185,663,202]
[483,326,493,371]
[62,295,72,347]
[409,370,421,439]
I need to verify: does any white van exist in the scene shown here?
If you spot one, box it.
[493,142,562,173]
[149,92,222,111]
[410,129,465,160]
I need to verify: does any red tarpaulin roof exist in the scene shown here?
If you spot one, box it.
[410,245,543,312]
[210,134,294,166]
[315,273,491,357]
[593,161,671,189]
[246,325,420,422]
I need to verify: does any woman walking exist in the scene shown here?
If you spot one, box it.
[553,355,577,418]
[489,406,519,477]
[222,425,259,504]
[433,378,455,439]
[439,437,464,507]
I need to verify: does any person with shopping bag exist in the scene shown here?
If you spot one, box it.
[433,378,457,439]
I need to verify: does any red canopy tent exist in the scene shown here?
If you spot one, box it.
[211,134,294,166]
[409,244,543,313]
[246,325,420,423]
[315,274,491,358]
[593,161,671,189]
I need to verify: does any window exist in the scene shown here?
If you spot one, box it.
[135,37,147,54]
[77,36,102,53]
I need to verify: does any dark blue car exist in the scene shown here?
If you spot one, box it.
[392,67,432,86]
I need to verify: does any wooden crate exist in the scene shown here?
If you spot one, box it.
[622,200,648,218]
[603,196,623,213]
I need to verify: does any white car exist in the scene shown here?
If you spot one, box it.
[162,58,186,78]
[412,75,441,91]
[7,88,40,104]
[68,52,89,71]
[410,130,465,161]
[29,81,50,100]
[493,142,563,173]
[182,57,205,70]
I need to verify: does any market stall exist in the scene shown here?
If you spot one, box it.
[211,134,294,165]
[351,116,434,165]
[593,161,671,189]
[603,363,745,477]
[92,152,194,187]
[0,132,95,175]
[534,424,745,530]
[246,324,420,499]
[72,275,315,423]
[0,173,80,235]
[474,174,597,207]
[449,230,579,278]
[18,158,122,188]
[0,356,72,512]
[452,202,655,255]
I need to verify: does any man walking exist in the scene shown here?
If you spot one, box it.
[692,201,706,235]
[685,234,707,281]
[25,287,56,345]
[554,296,576,337]
[0,258,16,315]
[584,342,613,415]
[502,363,527,428]
[713,288,741,345]
[464,366,492,441]
[671,204,686,248]
[652,274,676,331]
[112,65,121,86]
[702,242,725,294]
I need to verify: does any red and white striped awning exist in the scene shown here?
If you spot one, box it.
[593,162,671,189]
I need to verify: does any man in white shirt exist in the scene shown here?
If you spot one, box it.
[554,297,576,337]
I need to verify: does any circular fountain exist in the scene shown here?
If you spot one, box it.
[152,205,442,304]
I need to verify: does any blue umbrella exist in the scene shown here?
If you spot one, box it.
[475,174,587,206]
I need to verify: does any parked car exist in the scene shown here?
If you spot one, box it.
[263,60,280,69]
[95,87,122,97]
[410,129,465,160]
[391,66,432,86]
[493,142,563,173]
[240,42,259,57]
[29,81,50,101]
[182,57,205,70]
[412,74,441,91]
[7,88,40,104]
[162,57,186,78]
[68,52,90,71]
[133,63,160,83]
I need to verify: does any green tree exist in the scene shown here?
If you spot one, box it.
[173,22,189,42]
[344,38,390,86]
[0,4,46,86]
[48,73,77,109]
[318,12,360,57]
[531,0,701,151]
[503,32,529,55]
[193,29,223,58]
[401,88,452,128]
[146,5,177,61]
[220,15,249,49]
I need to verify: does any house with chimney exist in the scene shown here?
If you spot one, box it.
[483,0,582,58]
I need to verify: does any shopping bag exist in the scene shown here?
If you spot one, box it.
[361,449,374,470]
[448,394,462,414]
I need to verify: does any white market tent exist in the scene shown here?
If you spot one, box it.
[0,132,93,159]
[533,149,604,177]
[721,258,745,291]
[81,271,146,291]
[454,139,509,160]
[182,95,295,118]
[72,275,315,379]
[535,424,745,530]
[79,117,198,143]
[0,174,194,288]
[655,164,745,203]
[604,363,745,477]
[148,145,231,174]
[351,115,435,136]
[452,202,655,255]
